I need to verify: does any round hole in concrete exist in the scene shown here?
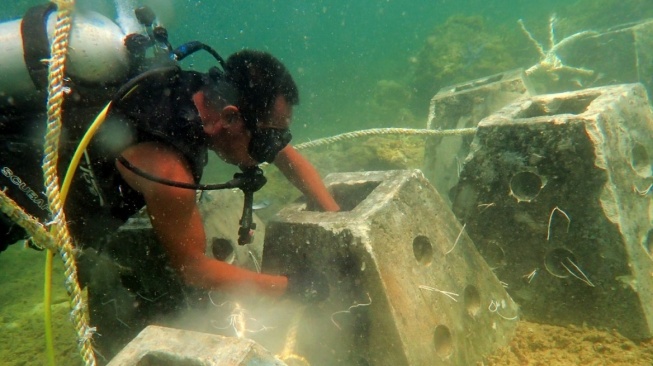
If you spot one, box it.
[211,238,234,261]
[413,235,433,265]
[631,143,651,175]
[510,171,543,202]
[433,325,454,359]
[480,240,506,268]
[463,285,481,317]
[644,229,653,257]
[544,247,576,278]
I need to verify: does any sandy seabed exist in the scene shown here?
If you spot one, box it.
[486,321,653,366]
[2,246,653,366]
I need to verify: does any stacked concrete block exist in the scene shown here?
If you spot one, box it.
[450,83,653,339]
[108,325,287,366]
[263,170,518,366]
[551,19,653,97]
[424,69,533,205]
[197,189,265,270]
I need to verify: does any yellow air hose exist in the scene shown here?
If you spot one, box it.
[43,101,111,366]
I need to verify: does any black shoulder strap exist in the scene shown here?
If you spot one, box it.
[111,65,182,105]
[21,2,57,90]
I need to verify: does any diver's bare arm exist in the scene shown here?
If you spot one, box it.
[274,145,340,212]
[116,142,287,296]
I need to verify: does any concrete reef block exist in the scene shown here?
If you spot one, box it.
[263,170,518,366]
[450,83,653,340]
[197,189,264,270]
[424,69,532,204]
[552,19,653,96]
[108,325,286,366]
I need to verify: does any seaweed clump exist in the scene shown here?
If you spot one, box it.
[408,15,520,114]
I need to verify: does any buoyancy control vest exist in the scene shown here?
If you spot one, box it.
[0,66,211,250]
[70,67,210,247]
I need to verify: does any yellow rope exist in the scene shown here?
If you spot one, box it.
[0,191,57,251]
[293,127,477,151]
[53,0,75,10]
[277,305,311,366]
[0,191,61,365]
[41,2,97,365]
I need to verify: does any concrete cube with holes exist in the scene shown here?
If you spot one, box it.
[262,169,518,366]
[450,83,653,340]
[108,325,286,366]
[423,68,533,205]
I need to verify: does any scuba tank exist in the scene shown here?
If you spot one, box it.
[0,2,263,247]
[0,3,131,109]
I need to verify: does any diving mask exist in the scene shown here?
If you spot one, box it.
[248,127,292,164]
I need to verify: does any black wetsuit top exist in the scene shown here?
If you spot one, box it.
[0,68,209,250]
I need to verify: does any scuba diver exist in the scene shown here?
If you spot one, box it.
[0,3,339,361]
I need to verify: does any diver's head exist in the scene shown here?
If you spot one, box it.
[198,50,298,165]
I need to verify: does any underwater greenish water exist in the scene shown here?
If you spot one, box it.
[2,0,653,365]
[0,0,574,142]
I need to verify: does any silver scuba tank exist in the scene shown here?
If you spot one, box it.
[0,6,131,108]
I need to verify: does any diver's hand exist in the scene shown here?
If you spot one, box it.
[285,265,330,303]
[0,215,28,252]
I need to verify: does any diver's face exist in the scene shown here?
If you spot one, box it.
[212,112,254,167]
[264,95,293,130]
[208,95,293,167]
[247,96,293,164]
